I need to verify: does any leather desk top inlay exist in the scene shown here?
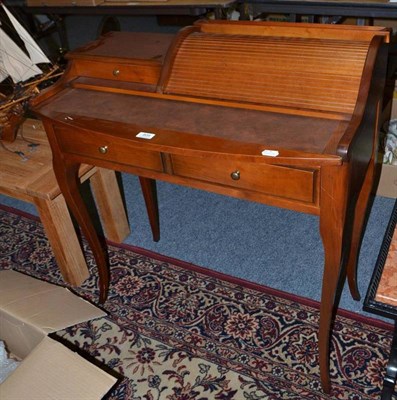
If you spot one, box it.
[40,88,344,154]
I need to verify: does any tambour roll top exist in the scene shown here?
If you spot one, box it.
[158,20,389,116]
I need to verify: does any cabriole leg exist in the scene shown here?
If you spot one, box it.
[318,165,350,393]
[53,158,110,303]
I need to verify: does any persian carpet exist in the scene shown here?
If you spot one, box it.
[0,205,394,400]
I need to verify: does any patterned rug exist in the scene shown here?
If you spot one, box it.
[0,205,394,400]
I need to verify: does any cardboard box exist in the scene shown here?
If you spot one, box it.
[26,0,104,6]
[0,270,117,399]
[377,163,397,199]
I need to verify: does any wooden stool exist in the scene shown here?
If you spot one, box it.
[0,118,130,286]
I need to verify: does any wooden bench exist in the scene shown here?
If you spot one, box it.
[0,118,130,286]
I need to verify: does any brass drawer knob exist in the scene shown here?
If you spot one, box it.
[113,69,120,77]
[230,170,240,180]
[98,146,108,154]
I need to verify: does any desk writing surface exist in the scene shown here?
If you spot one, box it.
[38,88,345,155]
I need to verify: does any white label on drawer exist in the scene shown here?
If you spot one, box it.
[136,132,156,139]
[261,149,279,157]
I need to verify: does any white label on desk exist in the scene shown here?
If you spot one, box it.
[136,132,156,139]
[261,149,279,157]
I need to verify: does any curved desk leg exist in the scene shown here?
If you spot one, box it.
[346,157,375,301]
[139,177,160,242]
[53,158,110,303]
[318,165,349,394]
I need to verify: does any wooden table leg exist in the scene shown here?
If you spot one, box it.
[33,194,90,286]
[90,168,130,243]
[318,165,350,394]
[318,163,373,392]
[346,156,376,301]
[139,176,160,242]
[53,158,109,303]
[318,88,382,391]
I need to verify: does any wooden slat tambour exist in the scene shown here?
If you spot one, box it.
[164,33,369,114]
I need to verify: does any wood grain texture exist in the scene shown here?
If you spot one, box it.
[164,33,369,114]
[34,195,90,286]
[199,20,390,41]
[171,153,317,203]
[90,168,130,243]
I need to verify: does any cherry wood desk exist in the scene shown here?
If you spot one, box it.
[364,200,397,400]
[32,21,390,393]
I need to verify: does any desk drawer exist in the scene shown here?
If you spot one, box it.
[55,127,163,172]
[74,60,161,85]
[171,155,316,203]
